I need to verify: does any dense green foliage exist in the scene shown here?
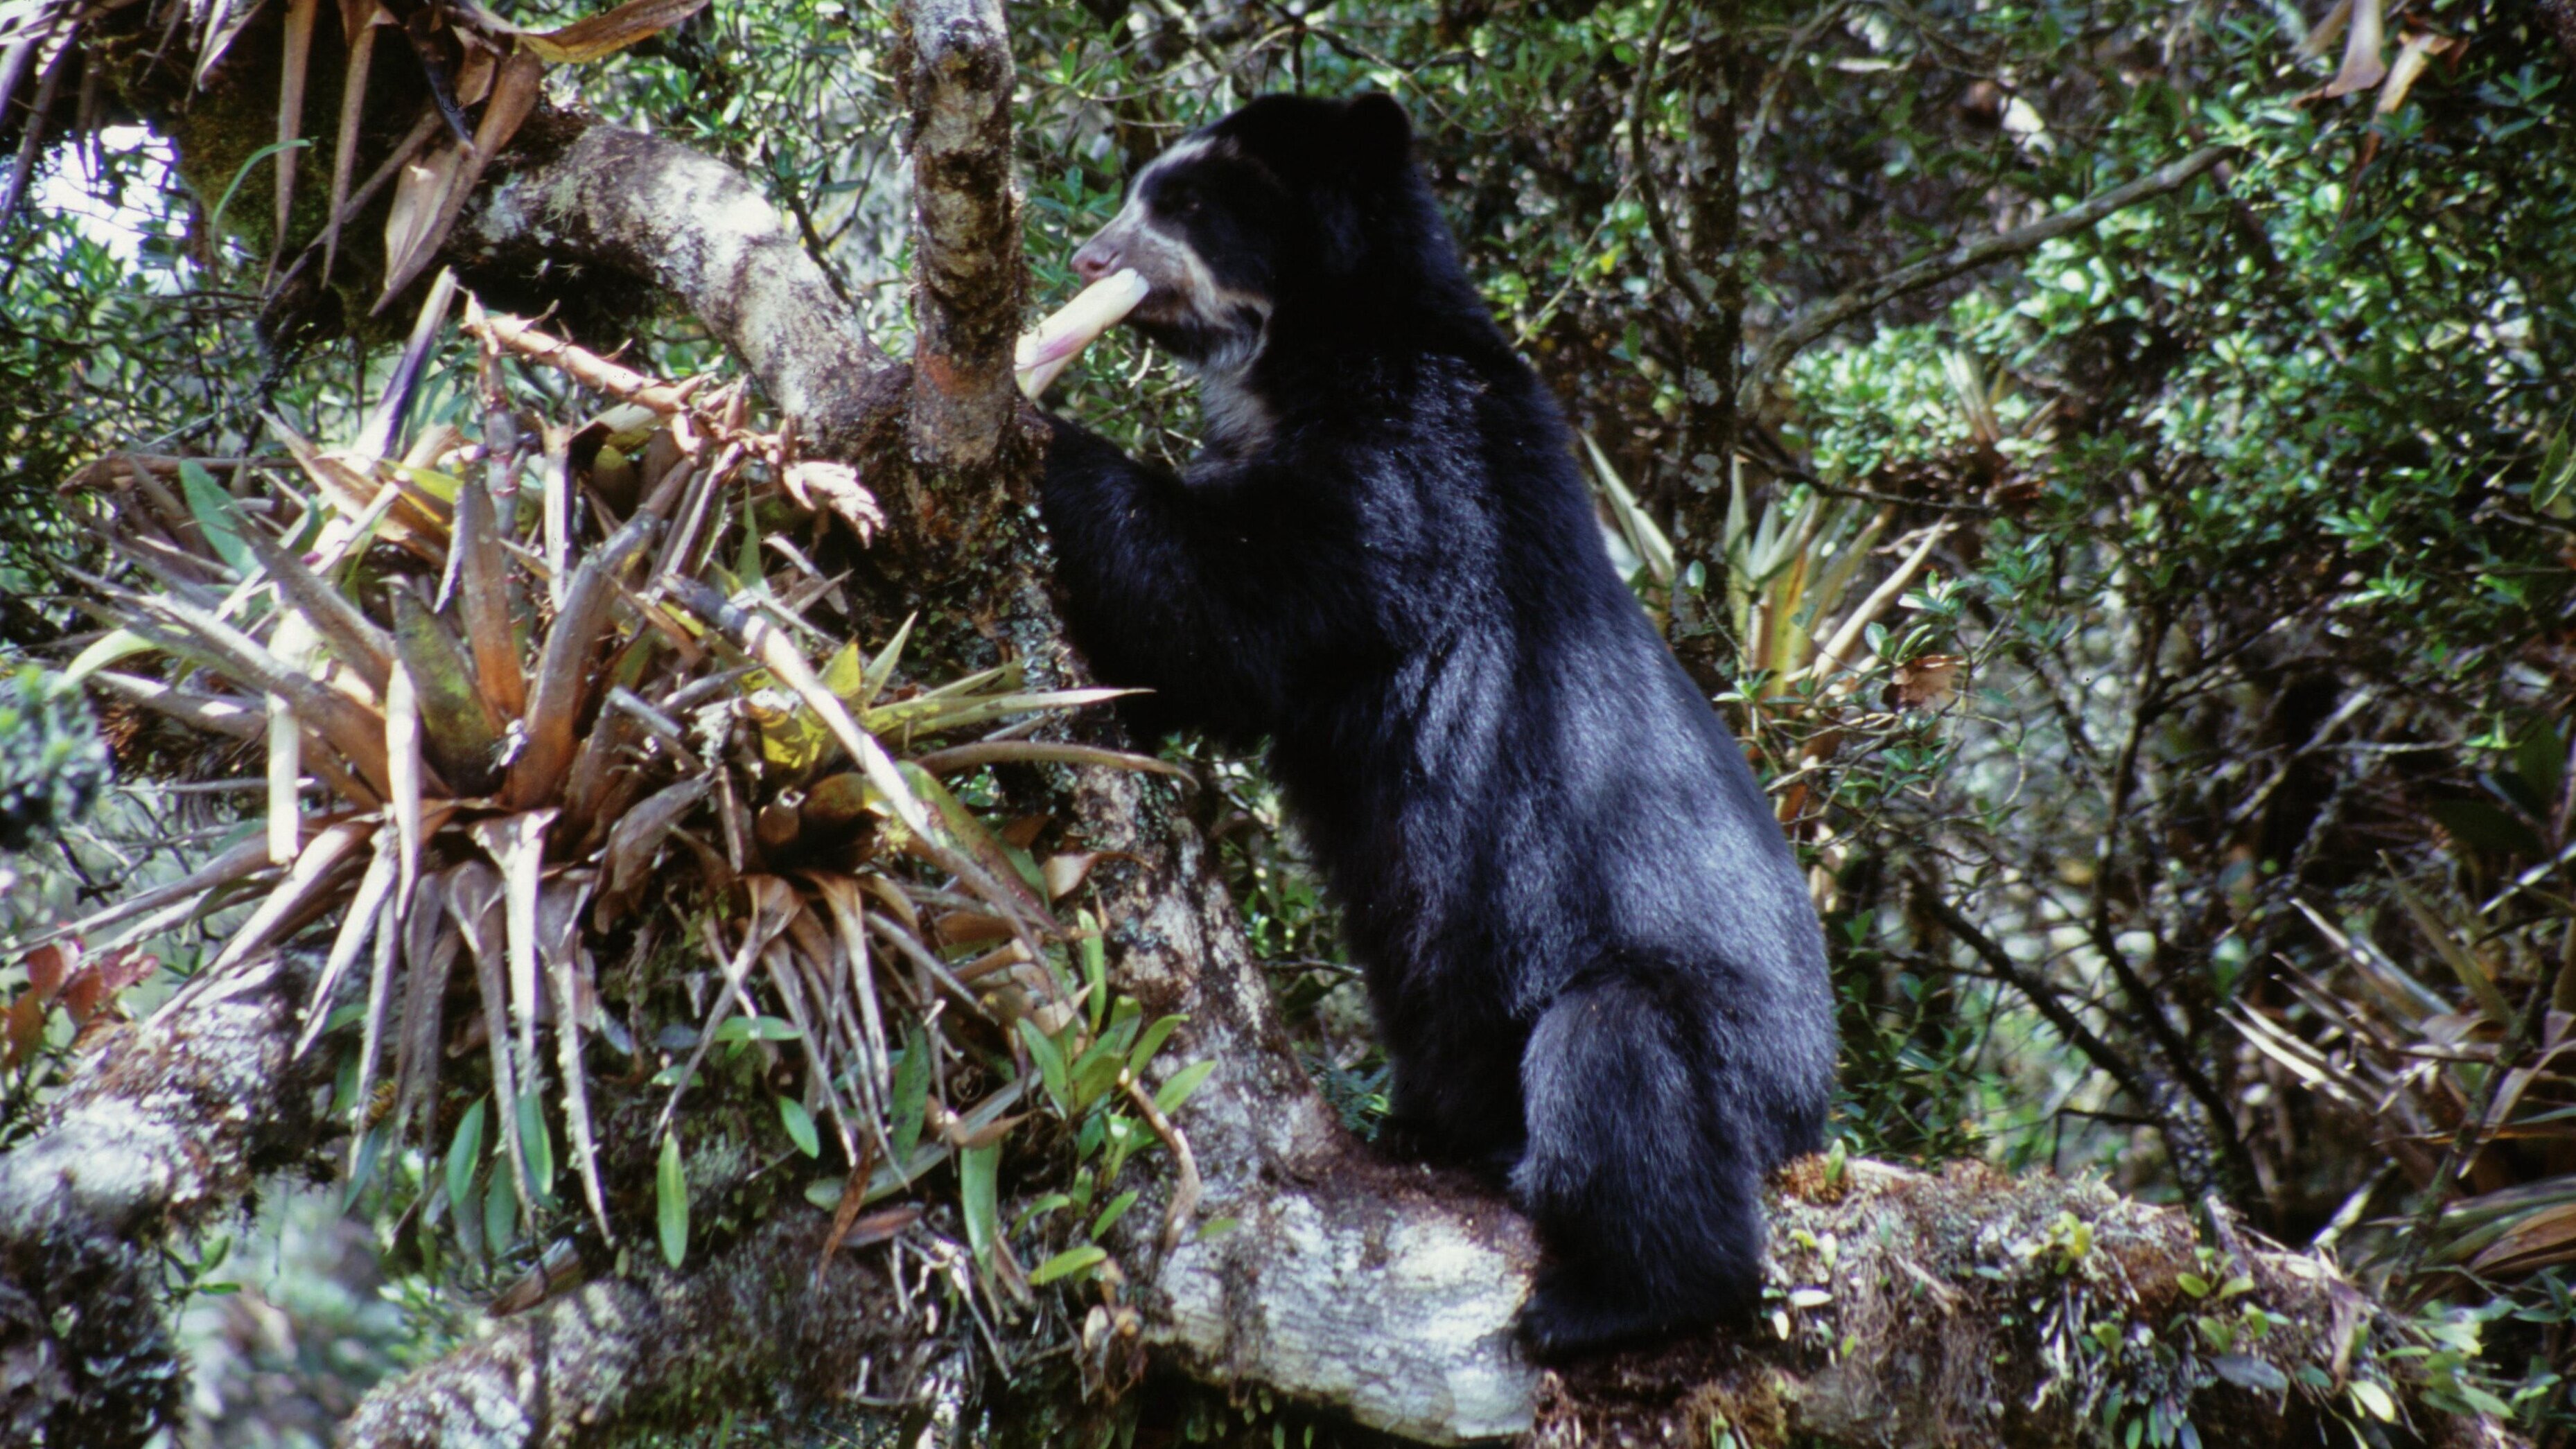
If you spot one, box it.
[0,669,109,850]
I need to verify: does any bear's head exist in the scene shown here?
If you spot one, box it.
[1069,92,1468,376]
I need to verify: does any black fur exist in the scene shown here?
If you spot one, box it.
[1039,93,1837,1358]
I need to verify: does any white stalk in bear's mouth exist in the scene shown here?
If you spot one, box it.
[1016,270,1151,399]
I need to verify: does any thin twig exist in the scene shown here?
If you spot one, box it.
[1623,0,1703,316]
[1921,892,2157,1112]
[1122,1071,1202,1253]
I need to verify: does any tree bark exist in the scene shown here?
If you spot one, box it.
[459,124,905,457]
[341,1215,922,1448]
[0,953,328,1445]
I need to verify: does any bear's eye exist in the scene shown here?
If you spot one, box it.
[1158,186,1201,219]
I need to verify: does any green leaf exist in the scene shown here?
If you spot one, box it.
[2517,720,2566,807]
[2175,1272,2211,1298]
[2456,1382,2514,1418]
[1018,1017,1069,1111]
[658,1132,689,1268]
[778,1096,821,1158]
[1129,1014,1186,1075]
[446,1098,488,1218]
[819,640,866,701]
[62,628,152,684]
[1068,1042,1125,1112]
[1153,1058,1216,1117]
[1028,1244,1108,1286]
[1090,1188,1139,1239]
[484,1159,519,1255]
[1080,910,1107,1035]
[2211,1354,2288,1392]
[2349,1379,2397,1422]
[735,500,764,588]
[2390,873,2514,1024]
[891,1027,930,1166]
[715,1015,804,1044]
[518,1088,556,1206]
[854,613,915,711]
[1015,1192,1074,1231]
[960,1143,1001,1263]
[2427,797,2546,860]
[177,460,253,576]
[205,139,311,243]
[1193,1215,1239,1242]
[342,1125,387,1212]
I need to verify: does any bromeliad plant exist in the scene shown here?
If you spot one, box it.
[30,272,1203,1362]
[2229,717,2576,1425]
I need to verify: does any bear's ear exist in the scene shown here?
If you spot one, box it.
[1344,92,1412,166]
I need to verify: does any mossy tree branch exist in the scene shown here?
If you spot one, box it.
[0,953,330,1444]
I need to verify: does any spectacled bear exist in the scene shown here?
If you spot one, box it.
[1037,92,1837,1358]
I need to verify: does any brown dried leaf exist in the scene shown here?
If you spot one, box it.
[934,910,1015,947]
[597,775,712,924]
[811,875,894,1111]
[272,0,319,275]
[271,417,442,558]
[452,44,496,108]
[117,586,392,795]
[4,992,44,1069]
[196,0,267,89]
[236,523,396,696]
[394,871,454,1142]
[2374,32,2458,116]
[347,886,403,1169]
[448,859,536,1227]
[2297,0,2353,60]
[538,870,612,1238]
[209,819,375,974]
[467,809,557,1092]
[2472,1200,2576,1277]
[322,3,380,280]
[828,1204,920,1253]
[503,508,660,810]
[1889,653,1965,710]
[380,148,466,298]
[781,460,884,542]
[2322,0,2387,97]
[26,834,273,951]
[88,671,262,741]
[520,0,708,63]
[294,827,400,1057]
[24,942,67,1000]
[1041,852,1100,902]
[377,51,544,308]
[451,471,526,719]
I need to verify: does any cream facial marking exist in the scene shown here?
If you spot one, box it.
[1071,134,1272,384]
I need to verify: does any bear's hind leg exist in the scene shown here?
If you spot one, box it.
[1510,958,1765,1359]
